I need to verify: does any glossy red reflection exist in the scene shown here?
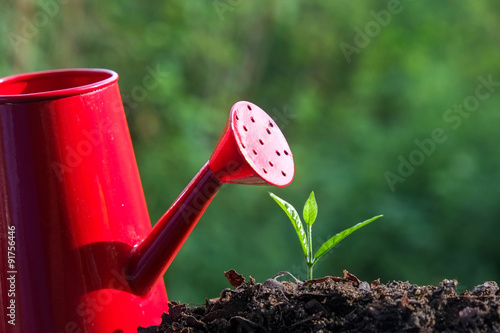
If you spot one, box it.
[0,69,168,333]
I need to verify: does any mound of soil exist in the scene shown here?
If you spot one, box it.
[139,270,500,332]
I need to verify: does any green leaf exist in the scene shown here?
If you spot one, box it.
[270,192,309,259]
[303,191,318,227]
[313,215,383,263]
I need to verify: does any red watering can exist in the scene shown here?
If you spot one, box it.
[0,69,294,332]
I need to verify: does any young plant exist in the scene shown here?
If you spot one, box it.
[270,191,382,280]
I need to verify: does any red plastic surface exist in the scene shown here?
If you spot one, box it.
[0,68,117,102]
[0,69,168,333]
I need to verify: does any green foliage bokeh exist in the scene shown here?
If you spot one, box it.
[2,1,500,303]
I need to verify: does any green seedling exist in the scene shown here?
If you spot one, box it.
[270,191,382,280]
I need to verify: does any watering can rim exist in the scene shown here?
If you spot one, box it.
[0,68,118,103]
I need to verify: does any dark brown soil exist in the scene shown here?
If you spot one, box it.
[138,270,500,333]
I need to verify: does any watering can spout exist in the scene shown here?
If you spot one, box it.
[125,162,222,295]
[125,101,295,295]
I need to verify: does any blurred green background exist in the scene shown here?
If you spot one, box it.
[2,1,500,303]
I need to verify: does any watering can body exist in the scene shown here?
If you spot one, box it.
[0,69,168,332]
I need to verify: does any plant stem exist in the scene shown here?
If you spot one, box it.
[307,264,313,281]
[307,224,313,280]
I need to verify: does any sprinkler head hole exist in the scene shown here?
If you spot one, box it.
[230,101,294,186]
